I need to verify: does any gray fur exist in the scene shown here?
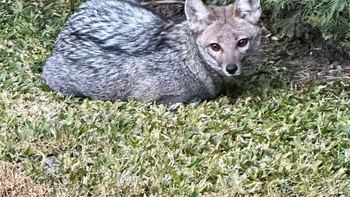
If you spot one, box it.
[43,0,262,104]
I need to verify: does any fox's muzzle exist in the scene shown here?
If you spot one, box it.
[222,64,242,76]
[226,64,238,75]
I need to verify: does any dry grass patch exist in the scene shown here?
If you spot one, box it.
[0,162,53,197]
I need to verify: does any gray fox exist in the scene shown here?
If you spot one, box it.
[42,0,262,104]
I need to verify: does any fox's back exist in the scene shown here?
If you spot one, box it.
[54,0,169,56]
[43,0,200,102]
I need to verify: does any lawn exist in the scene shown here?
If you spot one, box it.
[1,0,350,196]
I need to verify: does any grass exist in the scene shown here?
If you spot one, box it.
[1,0,350,196]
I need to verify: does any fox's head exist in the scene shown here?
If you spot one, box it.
[185,0,262,76]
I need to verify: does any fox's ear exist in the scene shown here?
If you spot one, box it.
[234,0,261,24]
[185,0,213,31]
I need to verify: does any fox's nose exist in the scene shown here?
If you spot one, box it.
[226,64,238,75]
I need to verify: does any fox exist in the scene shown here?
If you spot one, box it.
[42,0,262,104]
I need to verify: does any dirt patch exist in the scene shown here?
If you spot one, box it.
[142,0,184,20]
[0,162,53,197]
[259,32,350,85]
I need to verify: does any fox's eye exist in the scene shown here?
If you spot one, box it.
[237,39,249,48]
[210,43,221,51]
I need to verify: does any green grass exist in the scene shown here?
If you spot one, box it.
[1,0,350,196]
